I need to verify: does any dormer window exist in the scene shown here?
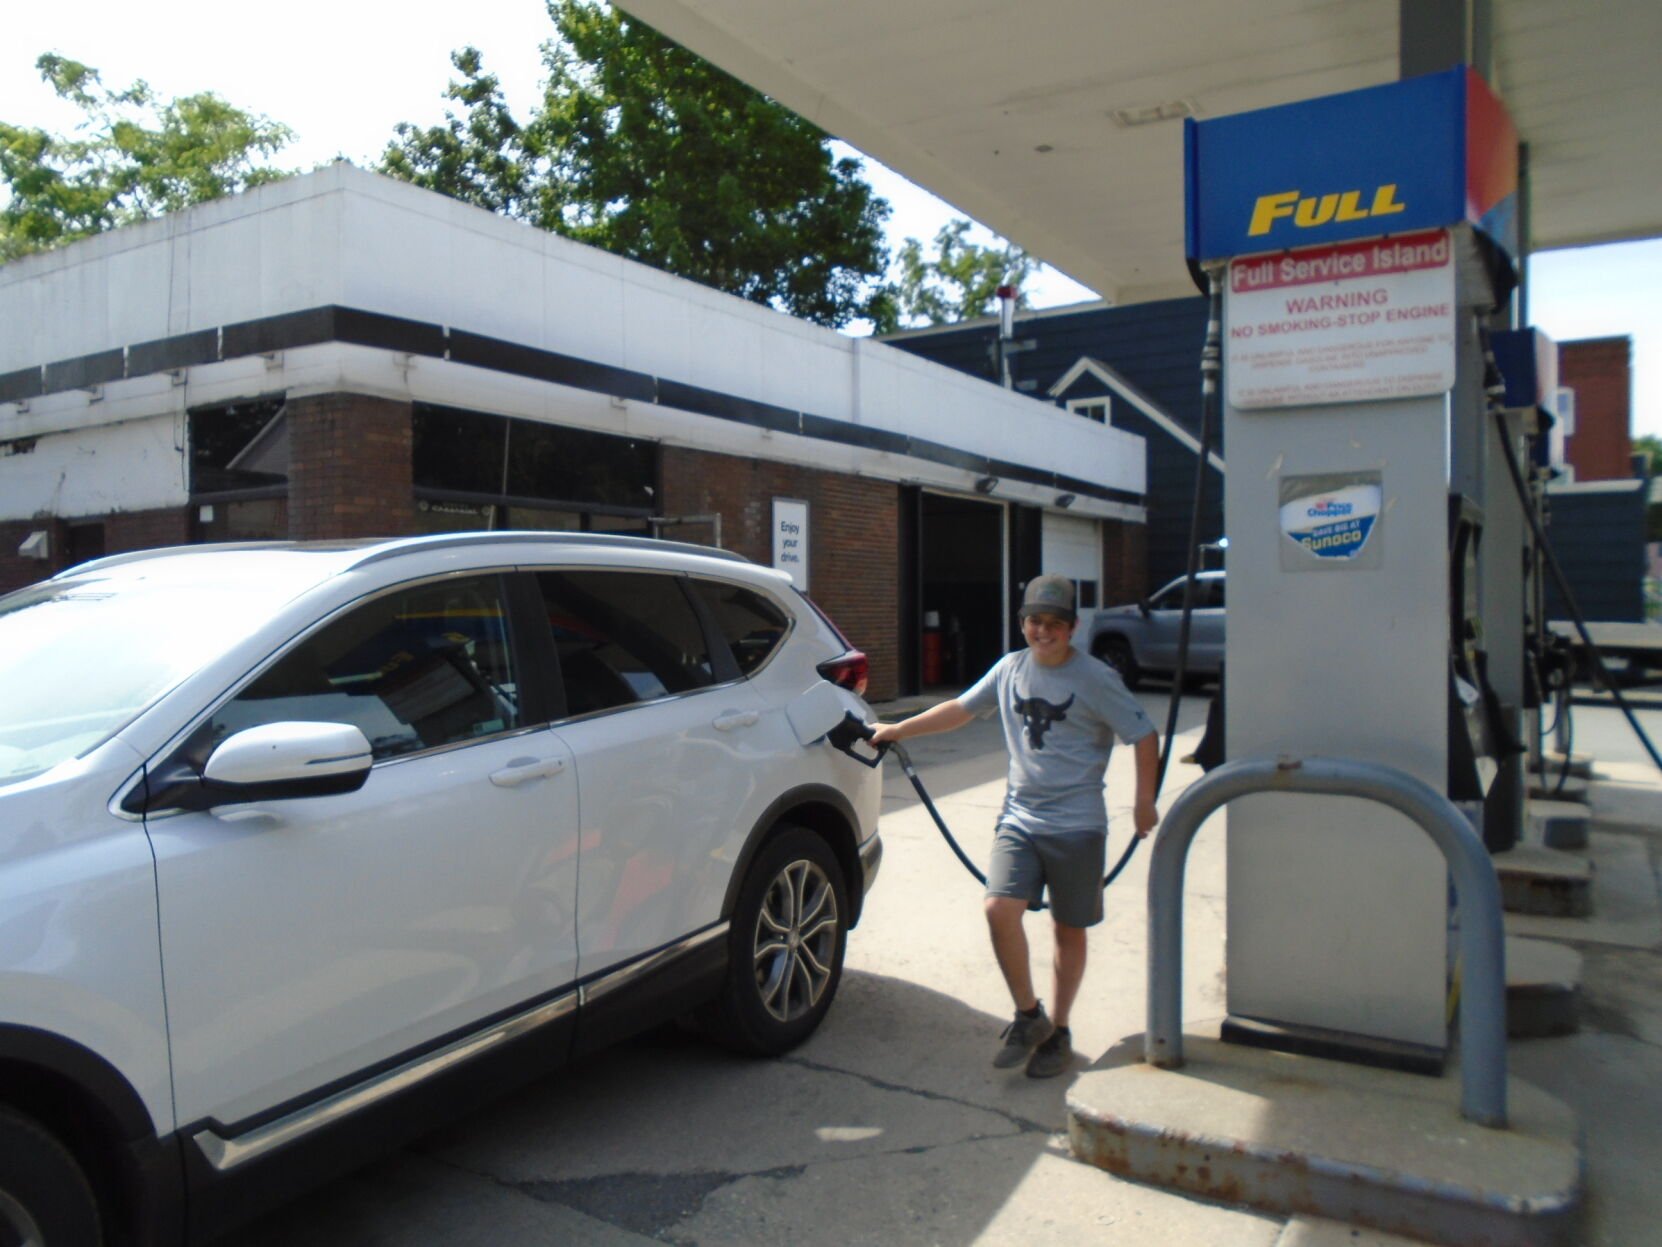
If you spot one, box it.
[1067,398,1110,425]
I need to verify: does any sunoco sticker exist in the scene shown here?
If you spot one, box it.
[1279,482,1382,560]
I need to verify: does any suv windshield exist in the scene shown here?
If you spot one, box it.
[0,573,310,787]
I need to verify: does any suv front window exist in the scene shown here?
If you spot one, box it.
[202,576,520,763]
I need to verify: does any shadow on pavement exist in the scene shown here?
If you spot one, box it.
[234,967,1265,1246]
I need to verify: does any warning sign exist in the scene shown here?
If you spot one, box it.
[1225,229,1456,409]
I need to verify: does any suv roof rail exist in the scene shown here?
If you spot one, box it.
[344,531,751,569]
[53,541,316,578]
[52,532,750,580]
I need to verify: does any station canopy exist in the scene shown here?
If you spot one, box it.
[618,0,1662,306]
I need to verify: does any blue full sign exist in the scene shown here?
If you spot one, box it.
[1185,66,1517,266]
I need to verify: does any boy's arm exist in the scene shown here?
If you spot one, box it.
[1132,731,1161,838]
[869,699,973,746]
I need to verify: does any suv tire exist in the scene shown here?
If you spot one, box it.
[0,1108,102,1247]
[700,825,848,1056]
[1096,636,1141,690]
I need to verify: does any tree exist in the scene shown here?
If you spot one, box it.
[0,55,293,263]
[1635,434,1661,478]
[381,1,890,329]
[868,218,1038,335]
[380,47,529,218]
[1637,435,1662,544]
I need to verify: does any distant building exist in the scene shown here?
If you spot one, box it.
[1557,336,1634,482]
[1546,335,1649,623]
[0,165,1149,697]
[883,298,1224,601]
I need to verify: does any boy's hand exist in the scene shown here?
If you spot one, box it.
[1133,797,1160,839]
[869,722,902,746]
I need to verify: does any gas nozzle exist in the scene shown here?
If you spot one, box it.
[826,711,890,768]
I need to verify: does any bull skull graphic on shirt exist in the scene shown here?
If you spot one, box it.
[1012,690,1074,750]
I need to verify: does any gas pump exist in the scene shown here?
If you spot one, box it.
[1184,67,1525,1071]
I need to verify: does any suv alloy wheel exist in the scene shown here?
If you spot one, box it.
[699,825,849,1055]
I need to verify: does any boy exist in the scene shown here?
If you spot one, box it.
[871,575,1159,1077]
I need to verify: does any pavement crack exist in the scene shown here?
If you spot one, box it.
[780,1054,1053,1134]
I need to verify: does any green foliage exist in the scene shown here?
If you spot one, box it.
[1636,437,1662,545]
[381,1,891,329]
[380,47,529,217]
[0,55,293,263]
[1635,434,1661,478]
[868,218,1037,335]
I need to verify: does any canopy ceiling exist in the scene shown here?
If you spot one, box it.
[618,0,1662,305]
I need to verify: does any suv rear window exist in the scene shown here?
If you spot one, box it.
[536,572,714,715]
[690,579,790,676]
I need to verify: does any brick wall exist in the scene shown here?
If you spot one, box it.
[107,507,190,554]
[287,393,416,539]
[660,447,902,700]
[0,506,190,596]
[0,518,60,596]
[1559,337,1633,482]
[1101,519,1148,606]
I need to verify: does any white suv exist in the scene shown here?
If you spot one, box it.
[0,533,882,1246]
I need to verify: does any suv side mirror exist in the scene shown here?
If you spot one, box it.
[1137,598,1152,618]
[202,721,373,803]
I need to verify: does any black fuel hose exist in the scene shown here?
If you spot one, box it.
[1482,335,1662,775]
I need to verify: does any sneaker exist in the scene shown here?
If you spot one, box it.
[1025,1027,1074,1079]
[993,1004,1055,1068]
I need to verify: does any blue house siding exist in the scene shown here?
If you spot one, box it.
[1544,487,1648,623]
[887,297,1223,596]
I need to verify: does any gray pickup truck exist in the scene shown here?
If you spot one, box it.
[1087,570,1225,689]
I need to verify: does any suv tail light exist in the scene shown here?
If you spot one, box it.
[818,651,869,698]
[799,590,868,697]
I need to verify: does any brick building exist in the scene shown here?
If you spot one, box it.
[1556,336,1634,482]
[0,166,1150,698]
[1542,335,1651,623]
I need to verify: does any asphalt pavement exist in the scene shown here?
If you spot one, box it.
[232,689,1662,1246]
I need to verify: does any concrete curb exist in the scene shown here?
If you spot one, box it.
[1066,1036,1584,1247]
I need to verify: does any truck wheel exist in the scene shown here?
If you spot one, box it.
[1097,637,1141,690]
[698,825,848,1056]
[0,1108,102,1247]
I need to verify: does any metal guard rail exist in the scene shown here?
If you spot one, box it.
[1146,755,1508,1129]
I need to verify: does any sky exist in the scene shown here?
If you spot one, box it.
[3,0,1656,436]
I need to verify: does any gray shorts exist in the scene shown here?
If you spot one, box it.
[985,824,1107,928]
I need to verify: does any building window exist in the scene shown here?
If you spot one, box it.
[1067,398,1110,425]
[411,404,657,531]
[189,399,289,494]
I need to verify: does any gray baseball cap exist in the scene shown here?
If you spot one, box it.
[1018,574,1077,623]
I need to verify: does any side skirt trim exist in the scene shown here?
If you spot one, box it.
[188,920,729,1174]
[579,921,728,1007]
[190,989,577,1173]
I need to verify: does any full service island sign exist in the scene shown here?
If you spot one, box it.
[772,498,809,590]
[1225,229,1455,409]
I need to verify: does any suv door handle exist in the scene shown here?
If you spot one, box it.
[489,756,567,787]
[712,710,759,731]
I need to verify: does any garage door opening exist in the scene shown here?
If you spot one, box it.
[919,492,1005,690]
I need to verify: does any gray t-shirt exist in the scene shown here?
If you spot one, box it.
[960,649,1154,836]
